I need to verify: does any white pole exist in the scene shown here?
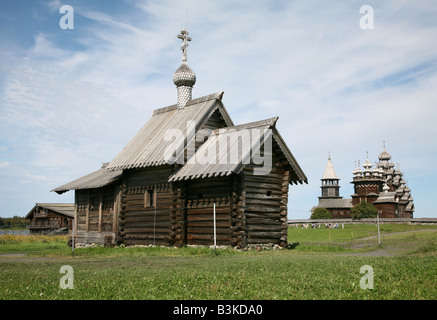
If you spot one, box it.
[213,203,217,254]
[377,214,381,246]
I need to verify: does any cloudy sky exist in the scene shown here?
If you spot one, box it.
[1,0,436,219]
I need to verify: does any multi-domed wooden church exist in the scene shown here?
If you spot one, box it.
[52,29,307,247]
[312,145,414,218]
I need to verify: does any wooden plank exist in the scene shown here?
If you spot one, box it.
[98,190,103,233]
[187,234,230,241]
[245,193,282,201]
[246,224,283,232]
[187,227,230,235]
[74,191,78,237]
[113,186,120,233]
[124,234,168,240]
[245,217,281,225]
[245,198,281,207]
[245,212,282,219]
[187,221,230,228]
[244,206,281,213]
[245,181,282,191]
[187,215,229,222]
[244,187,282,196]
[247,238,280,244]
[124,227,170,234]
[85,190,90,232]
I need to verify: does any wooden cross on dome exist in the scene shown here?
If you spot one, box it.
[177,29,191,62]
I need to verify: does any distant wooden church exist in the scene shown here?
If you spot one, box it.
[311,146,414,218]
[52,29,307,248]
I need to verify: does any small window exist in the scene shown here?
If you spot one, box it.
[266,191,272,197]
[145,189,156,207]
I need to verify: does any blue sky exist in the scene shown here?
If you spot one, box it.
[1,0,437,219]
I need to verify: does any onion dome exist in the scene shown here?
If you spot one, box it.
[353,162,361,178]
[379,143,391,161]
[173,62,196,87]
[363,156,372,177]
[363,158,372,169]
[378,167,384,176]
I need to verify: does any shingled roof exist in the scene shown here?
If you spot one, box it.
[51,165,122,194]
[168,117,308,184]
[310,198,353,212]
[25,203,75,219]
[105,92,233,171]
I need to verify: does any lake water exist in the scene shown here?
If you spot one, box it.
[0,230,30,236]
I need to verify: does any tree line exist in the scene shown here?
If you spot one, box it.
[311,200,378,220]
[0,216,29,229]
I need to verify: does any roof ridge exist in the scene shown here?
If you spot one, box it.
[212,116,278,132]
[153,91,224,115]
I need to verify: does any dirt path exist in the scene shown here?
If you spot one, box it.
[340,229,436,257]
[355,228,435,242]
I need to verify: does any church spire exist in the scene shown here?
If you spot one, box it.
[319,154,342,199]
[173,28,196,109]
[322,153,339,180]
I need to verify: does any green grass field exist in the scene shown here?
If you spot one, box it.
[0,224,436,300]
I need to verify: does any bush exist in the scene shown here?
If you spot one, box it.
[311,207,332,219]
[351,201,377,220]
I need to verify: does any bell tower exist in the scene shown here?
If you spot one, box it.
[319,154,342,199]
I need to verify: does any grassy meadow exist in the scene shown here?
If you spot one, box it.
[0,224,436,300]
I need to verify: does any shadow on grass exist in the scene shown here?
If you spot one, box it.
[285,242,300,250]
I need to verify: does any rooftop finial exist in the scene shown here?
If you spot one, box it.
[177,29,191,62]
[174,28,196,109]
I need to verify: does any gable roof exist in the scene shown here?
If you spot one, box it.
[51,166,123,194]
[168,117,308,184]
[106,92,233,171]
[373,191,398,203]
[25,203,75,219]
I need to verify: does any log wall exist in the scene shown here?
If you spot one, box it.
[184,176,232,246]
[119,166,172,246]
[242,139,290,247]
[74,185,119,245]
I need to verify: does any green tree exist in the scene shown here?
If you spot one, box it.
[311,207,332,219]
[351,200,377,220]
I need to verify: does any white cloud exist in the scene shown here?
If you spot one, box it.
[1,0,437,218]
[0,161,10,168]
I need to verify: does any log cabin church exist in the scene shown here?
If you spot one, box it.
[311,146,414,218]
[52,29,308,248]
